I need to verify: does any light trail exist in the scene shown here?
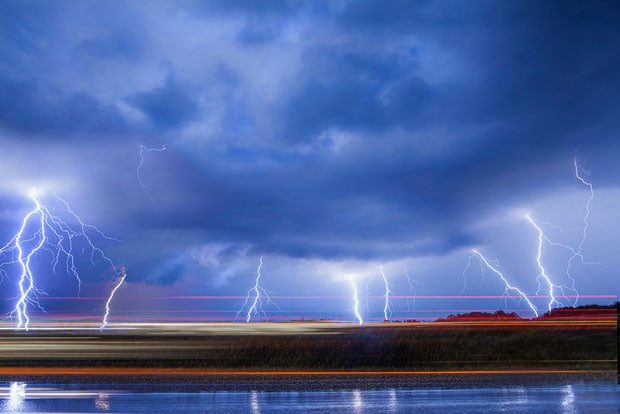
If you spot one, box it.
[100,267,126,331]
[0,189,121,330]
[35,294,615,300]
[0,367,609,376]
[136,144,167,205]
[350,276,363,325]
[379,266,392,321]
[471,249,539,317]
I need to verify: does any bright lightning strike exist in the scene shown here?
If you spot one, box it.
[528,157,601,308]
[237,256,278,323]
[379,266,392,321]
[350,276,363,325]
[564,157,595,305]
[99,266,126,331]
[525,215,566,311]
[0,189,121,330]
[137,144,167,205]
[471,249,539,317]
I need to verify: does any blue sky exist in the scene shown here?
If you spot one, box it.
[0,1,618,323]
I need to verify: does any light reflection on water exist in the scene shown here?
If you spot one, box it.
[0,381,618,413]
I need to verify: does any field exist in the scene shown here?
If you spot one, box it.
[0,314,615,375]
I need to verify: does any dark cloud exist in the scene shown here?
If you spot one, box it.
[0,0,618,301]
[0,76,130,135]
[128,75,200,130]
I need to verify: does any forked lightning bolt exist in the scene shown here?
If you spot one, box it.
[565,157,594,304]
[137,144,167,205]
[350,276,363,325]
[0,189,121,330]
[531,157,601,307]
[379,266,392,321]
[525,215,566,311]
[100,266,126,330]
[237,256,278,323]
[471,249,539,317]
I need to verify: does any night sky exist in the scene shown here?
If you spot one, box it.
[0,1,618,323]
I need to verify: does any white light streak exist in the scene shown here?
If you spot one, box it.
[525,215,563,311]
[380,266,392,321]
[472,249,538,317]
[100,267,127,331]
[0,189,121,330]
[137,144,167,205]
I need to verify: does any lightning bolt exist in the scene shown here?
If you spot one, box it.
[526,158,601,308]
[460,255,474,296]
[403,266,426,319]
[525,215,567,311]
[237,256,278,323]
[564,158,595,305]
[471,249,538,317]
[350,276,363,325]
[0,189,121,330]
[379,266,392,321]
[404,267,415,315]
[99,267,126,331]
[137,144,167,205]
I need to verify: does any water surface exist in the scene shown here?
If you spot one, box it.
[1,379,618,413]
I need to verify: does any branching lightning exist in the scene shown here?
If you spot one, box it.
[525,215,565,311]
[471,249,539,317]
[527,157,601,308]
[379,266,392,321]
[137,144,167,205]
[237,256,278,323]
[0,189,121,330]
[350,276,363,325]
[563,158,595,305]
[403,266,425,317]
[100,266,126,330]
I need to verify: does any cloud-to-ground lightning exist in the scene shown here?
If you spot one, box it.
[0,189,121,330]
[99,266,127,330]
[562,157,594,305]
[379,266,392,321]
[350,276,363,325]
[237,256,279,323]
[529,157,602,307]
[404,268,414,313]
[525,215,565,312]
[136,144,167,205]
[471,249,539,317]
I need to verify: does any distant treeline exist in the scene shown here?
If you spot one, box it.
[436,303,617,322]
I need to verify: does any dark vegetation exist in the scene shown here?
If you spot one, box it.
[0,305,614,372]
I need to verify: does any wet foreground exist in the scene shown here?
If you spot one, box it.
[0,374,618,413]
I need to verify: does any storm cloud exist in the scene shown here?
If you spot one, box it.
[0,1,618,319]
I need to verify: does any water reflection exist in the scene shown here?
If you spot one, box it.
[561,385,576,414]
[351,389,363,413]
[250,390,260,414]
[95,393,110,411]
[8,382,26,411]
[0,381,617,413]
[387,388,397,412]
